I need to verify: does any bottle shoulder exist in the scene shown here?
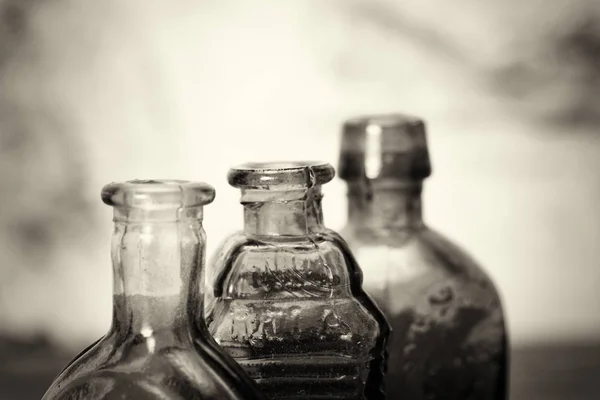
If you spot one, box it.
[344,225,496,286]
[344,225,505,320]
[208,230,360,300]
[210,229,368,264]
[43,335,111,399]
[47,370,181,400]
[44,332,264,400]
[48,366,257,400]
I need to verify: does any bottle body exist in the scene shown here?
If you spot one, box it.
[205,162,389,400]
[42,180,265,400]
[342,224,508,400]
[207,231,386,399]
[338,113,509,399]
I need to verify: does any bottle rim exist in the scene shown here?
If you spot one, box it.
[227,161,335,190]
[101,179,216,209]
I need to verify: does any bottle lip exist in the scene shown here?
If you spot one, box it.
[341,113,426,154]
[339,113,432,181]
[227,161,335,190]
[101,179,216,209]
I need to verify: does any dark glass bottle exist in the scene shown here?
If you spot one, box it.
[42,179,266,400]
[339,115,509,400]
[205,162,389,400]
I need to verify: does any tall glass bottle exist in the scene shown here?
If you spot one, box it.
[43,179,266,400]
[205,162,389,400]
[339,115,508,400]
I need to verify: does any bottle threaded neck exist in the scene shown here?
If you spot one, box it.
[228,161,333,236]
[242,187,325,236]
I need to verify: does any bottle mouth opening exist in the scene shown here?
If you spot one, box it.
[237,161,325,170]
[343,113,423,129]
[228,161,335,190]
[128,179,189,185]
[102,179,216,209]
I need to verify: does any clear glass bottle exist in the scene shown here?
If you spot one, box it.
[42,179,266,400]
[338,115,509,399]
[205,162,390,400]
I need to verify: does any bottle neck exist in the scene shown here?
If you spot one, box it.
[346,180,424,236]
[110,207,205,336]
[242,187,325,236]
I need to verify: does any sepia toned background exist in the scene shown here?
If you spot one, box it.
[1,0,599,398]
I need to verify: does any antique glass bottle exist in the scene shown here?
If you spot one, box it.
[339,115,508,400]
[43,180,266,400]
[204,162,390,400]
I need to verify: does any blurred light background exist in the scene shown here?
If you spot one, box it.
[1,0,600,398]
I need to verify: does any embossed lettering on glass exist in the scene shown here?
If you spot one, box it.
[205,162,390,400]
[42,180,266,400]
[338,115,509,400]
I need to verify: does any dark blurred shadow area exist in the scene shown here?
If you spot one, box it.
[1,0,600,398]
[510,341,600,400]
[1,336,599,399]
[0,335,71,399]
